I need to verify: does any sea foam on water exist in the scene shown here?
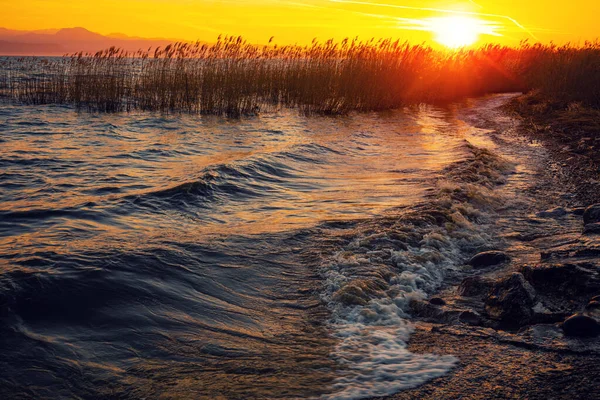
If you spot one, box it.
[321,143,513,399]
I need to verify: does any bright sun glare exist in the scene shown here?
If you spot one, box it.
[429,16,484,48]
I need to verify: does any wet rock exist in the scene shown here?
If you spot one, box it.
[584,223,600,235]
[457,276,495,297]
[585,301,600,312]
[410,300,468,324]
[541,245,600,260]
[562,313,600,337]
[573,247,600,258]
[467,251,510,268]
[529,301,571,324]
[521,263,600,297]
[410,299,445,320]
[583,204,600,225]
[429,297,446,306]
[484,273,536,328]
[536,207,568,218]
[522,263,579,291]
[459,310,482,326]
[503,232,539,242]
[540,251,560,261]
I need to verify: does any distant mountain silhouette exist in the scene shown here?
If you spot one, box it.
[0,27,183,55]
[54,27,106,41]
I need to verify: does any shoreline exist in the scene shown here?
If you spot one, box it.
[380,94,600,400]
[506,92,600,205]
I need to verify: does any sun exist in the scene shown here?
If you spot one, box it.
[429,16,484,48]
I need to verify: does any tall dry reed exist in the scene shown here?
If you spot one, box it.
[1,37,599,115]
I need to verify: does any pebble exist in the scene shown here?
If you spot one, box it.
[536,207,568,218]
[562,313,600,337]
[583,204,600,225]
[459,310,482,326]
[586,301,600,311]
[468,251,510,268]
[429,297,446,306]
[583,223,600,235]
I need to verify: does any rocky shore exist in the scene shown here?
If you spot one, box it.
[507,92,600,206]
[409,204,600,337]
[383,96,600,400]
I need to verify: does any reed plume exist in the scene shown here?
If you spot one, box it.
[1,37,599,116]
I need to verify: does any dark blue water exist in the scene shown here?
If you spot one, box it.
[0,97,513,399]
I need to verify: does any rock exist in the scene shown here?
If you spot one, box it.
[429,297,446,306]
[536,207,568,218]
[458,276,495,297]
[459,310,482,326]
[521,263,600,297]
[562,313,600,337]
[583,204,600,225]
[541,246,600,260]
[584,223,600,235]
[573,248,600,258]
[586,301,600,311]
[484,273,536,328]
[573,207,587,216]
[467,251,510,268]
[591,295,600,302]
[409,299,446,321]
[586,301,600,318]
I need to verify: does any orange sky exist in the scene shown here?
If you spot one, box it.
[1,0,599,45]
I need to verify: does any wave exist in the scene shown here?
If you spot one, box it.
[0,157,85,168]
[122,143,340,211]
[0,207,109,239]
[0,142,342,235]
[320,142,515,399]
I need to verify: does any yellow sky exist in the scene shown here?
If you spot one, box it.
[1,0,599,45]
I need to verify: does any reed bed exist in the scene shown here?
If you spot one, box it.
[1,37,599,116]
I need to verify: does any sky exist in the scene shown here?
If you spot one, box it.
[1,0,599,46]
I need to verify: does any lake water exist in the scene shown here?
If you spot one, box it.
[0,95,516,398]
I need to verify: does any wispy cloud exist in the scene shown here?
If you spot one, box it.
[328,0,538,39]
[395,16,502,37]
[466,0,484,9]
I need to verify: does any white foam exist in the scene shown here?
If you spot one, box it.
[329,323,457,399]
[320,144,509,399]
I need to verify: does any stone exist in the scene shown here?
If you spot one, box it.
[583,204,600,225]
[409,299,445,320]
[586,301,600,311]
[459,310,482,326]
[458,276,495,297]
[573,207,587,216]
[521,263,600,297]
[584,223,600,235]
[574,248,600,258]
[536,207,568,218]
[586,301,600,318]
[467,251,510,268]
[484,273,536,328]
[562,313,600,337]
[429,297,446,306]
